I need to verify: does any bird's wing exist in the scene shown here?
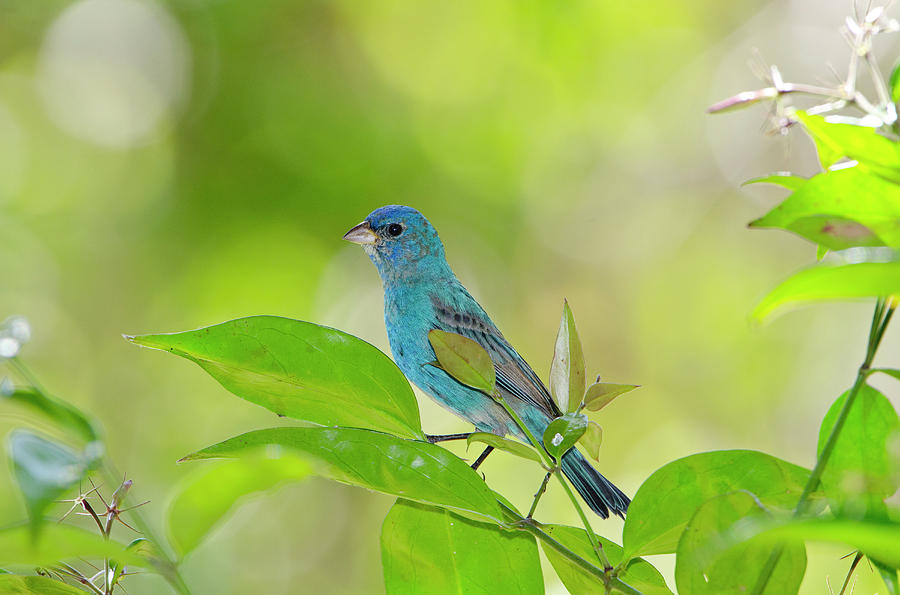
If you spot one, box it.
[430,293,561,418]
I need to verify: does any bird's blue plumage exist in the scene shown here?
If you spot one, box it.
[348,205,629,518]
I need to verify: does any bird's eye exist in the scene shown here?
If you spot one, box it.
[387,223,404,237]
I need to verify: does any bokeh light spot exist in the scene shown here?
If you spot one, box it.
[36,0,191,148]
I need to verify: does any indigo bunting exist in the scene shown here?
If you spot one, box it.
[344,205,629,518]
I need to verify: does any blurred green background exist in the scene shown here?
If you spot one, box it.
[2,0,899,592]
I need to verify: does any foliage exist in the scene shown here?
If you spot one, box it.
[2,5,900,595]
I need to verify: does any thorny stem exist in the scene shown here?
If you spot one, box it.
[751,299,895,595]
[81,498,106,537]
[53,563,104,595]
[7,358,193,595]
[838,552,863,595]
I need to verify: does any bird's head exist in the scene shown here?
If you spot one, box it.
[343,205,451,283]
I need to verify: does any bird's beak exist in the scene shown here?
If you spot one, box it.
[342,221,378,245]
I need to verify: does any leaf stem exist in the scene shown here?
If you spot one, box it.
[527,472,552,519]
[795,298,892,516]
[494,392,555,468]
[555,470,612,571]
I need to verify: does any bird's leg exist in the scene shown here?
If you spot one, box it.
[425,432,473,443]
[470,446,494,470]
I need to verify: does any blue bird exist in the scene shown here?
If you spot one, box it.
[343,205,629,519]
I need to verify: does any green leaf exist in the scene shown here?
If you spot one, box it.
[8,431,89,531]
[582,382,640,412]
[742,173,808,191]
[542,413,588,460]
[0,575,90,594]
[0,523,145,567]
[873,556,899,595]
[749,166,900,249]
[167,454,312,556]
[753,262,900,321]
[872,368,900,382]
[797,112,900,182]
[675,491,806,595]
[427,330,496,395]
[756,518,900,568]
[2,387,100,443]
[622,450,814,558]
[578,421,603,461]
[127,316,423,439]
[466,432,541,464]
[180,427,504,524]
[381,499,542,595]
[817,385,900,518]
[549,300,586,413]
[541,524,672,595]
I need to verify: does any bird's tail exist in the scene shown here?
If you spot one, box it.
[560,450,630,519]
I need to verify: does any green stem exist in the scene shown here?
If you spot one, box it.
[493,390,613,573]
[8,357,50,395]
[751,299,894,594]
[494,392,555,467]
[555,470,612,571]
[527,472,552,518]
[749,545,783,595]
[795,299,891,517]
[498,502,640,595]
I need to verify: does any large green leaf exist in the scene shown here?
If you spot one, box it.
[675,491,805,595]
[753,262,900,321]
[8,431,89,531]
[749,166,900,249]
[797,112,900,183]
[427,330,496,395]
[180,427,504,524]
[757,518,900,567]
[3,388,100,443]
[127,316,423,439]
[549,300,586,413]
[0,575,89,594]
[167,455,312,557]
[622,450,813,558]
[381,499,542,595]
[817,385,900,519]
[0,524,145,567]
[541,524,672,595]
